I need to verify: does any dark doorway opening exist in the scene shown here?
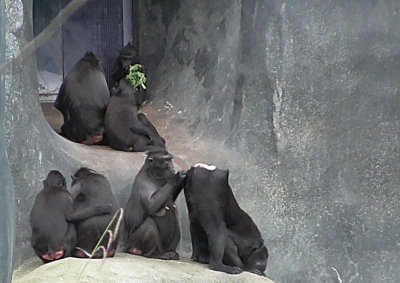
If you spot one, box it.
[33,0,133,100]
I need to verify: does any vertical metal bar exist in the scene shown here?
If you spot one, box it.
[0,0,16,281]
[133,0,140,52]
[62,0,65,79]
[123,0,133,45]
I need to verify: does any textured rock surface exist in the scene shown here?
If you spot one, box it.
[0,0,16,282]
[138,1,400,282]
[13,253,275,283]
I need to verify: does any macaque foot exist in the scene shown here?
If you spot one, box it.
[42,247,64,261]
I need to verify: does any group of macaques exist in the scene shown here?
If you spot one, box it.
[30,149,268,276]
[30,43,268,276]
[55,43,165,151]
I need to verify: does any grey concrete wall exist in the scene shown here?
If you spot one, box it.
[138,1,400,282]
[0,0,16,281]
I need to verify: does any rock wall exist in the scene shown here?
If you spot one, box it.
[138,1,400,282]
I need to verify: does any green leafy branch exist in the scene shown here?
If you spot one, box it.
[126,64,147,90]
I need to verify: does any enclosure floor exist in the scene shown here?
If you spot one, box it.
[13,253,274,283]
[40,102,63,134]
[39,101,248,170]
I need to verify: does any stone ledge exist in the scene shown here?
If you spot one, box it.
[13,253,275,283]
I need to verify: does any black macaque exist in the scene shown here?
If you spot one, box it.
[184,163,269,276]
[109,42,141,91]
[111,78,145,109]
[69,168,120,258]
[30,170,76,263]
[124,149,187,259]
[55,52,110,145]
[109,42,139,91]
[109,42,146,108]
[104,89,165,152]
